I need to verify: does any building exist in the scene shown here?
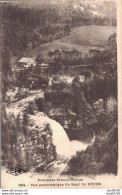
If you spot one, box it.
[40,63,49,68]
[17,57,36,68]
[38,63,49,73]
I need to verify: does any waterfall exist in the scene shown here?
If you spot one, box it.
[48,118,90,160]
[29,113,95,174]
[30,113,94,160]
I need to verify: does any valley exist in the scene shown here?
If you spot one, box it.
[1,0,118,179]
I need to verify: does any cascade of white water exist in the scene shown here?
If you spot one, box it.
[48,118,90,159]
[30,114,93,160]
[30,113,94,174]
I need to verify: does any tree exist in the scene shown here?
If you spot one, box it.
[2,47,11,73]
[36,53,44,64]
[108,33,117,58]
[1,47,11,97]
[65,24,71,35]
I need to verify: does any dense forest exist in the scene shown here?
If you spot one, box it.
[1,1,116,57]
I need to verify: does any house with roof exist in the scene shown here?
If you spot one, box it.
[37,63,49,73]
[17,57,36,68]
[37,63,49,68]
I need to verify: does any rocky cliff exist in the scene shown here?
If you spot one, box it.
[2,100,56,172]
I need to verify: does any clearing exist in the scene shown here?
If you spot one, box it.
[30,25,116,58]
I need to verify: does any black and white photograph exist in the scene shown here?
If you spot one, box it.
[0,0,121,189]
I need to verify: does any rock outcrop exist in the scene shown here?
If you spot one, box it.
[2,102,56,172]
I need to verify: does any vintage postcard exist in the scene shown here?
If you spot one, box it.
[0,0,122,189]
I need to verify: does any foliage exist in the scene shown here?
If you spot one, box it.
[36,53,45,64]
[64,123,118,175]
[1,2,116,56]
